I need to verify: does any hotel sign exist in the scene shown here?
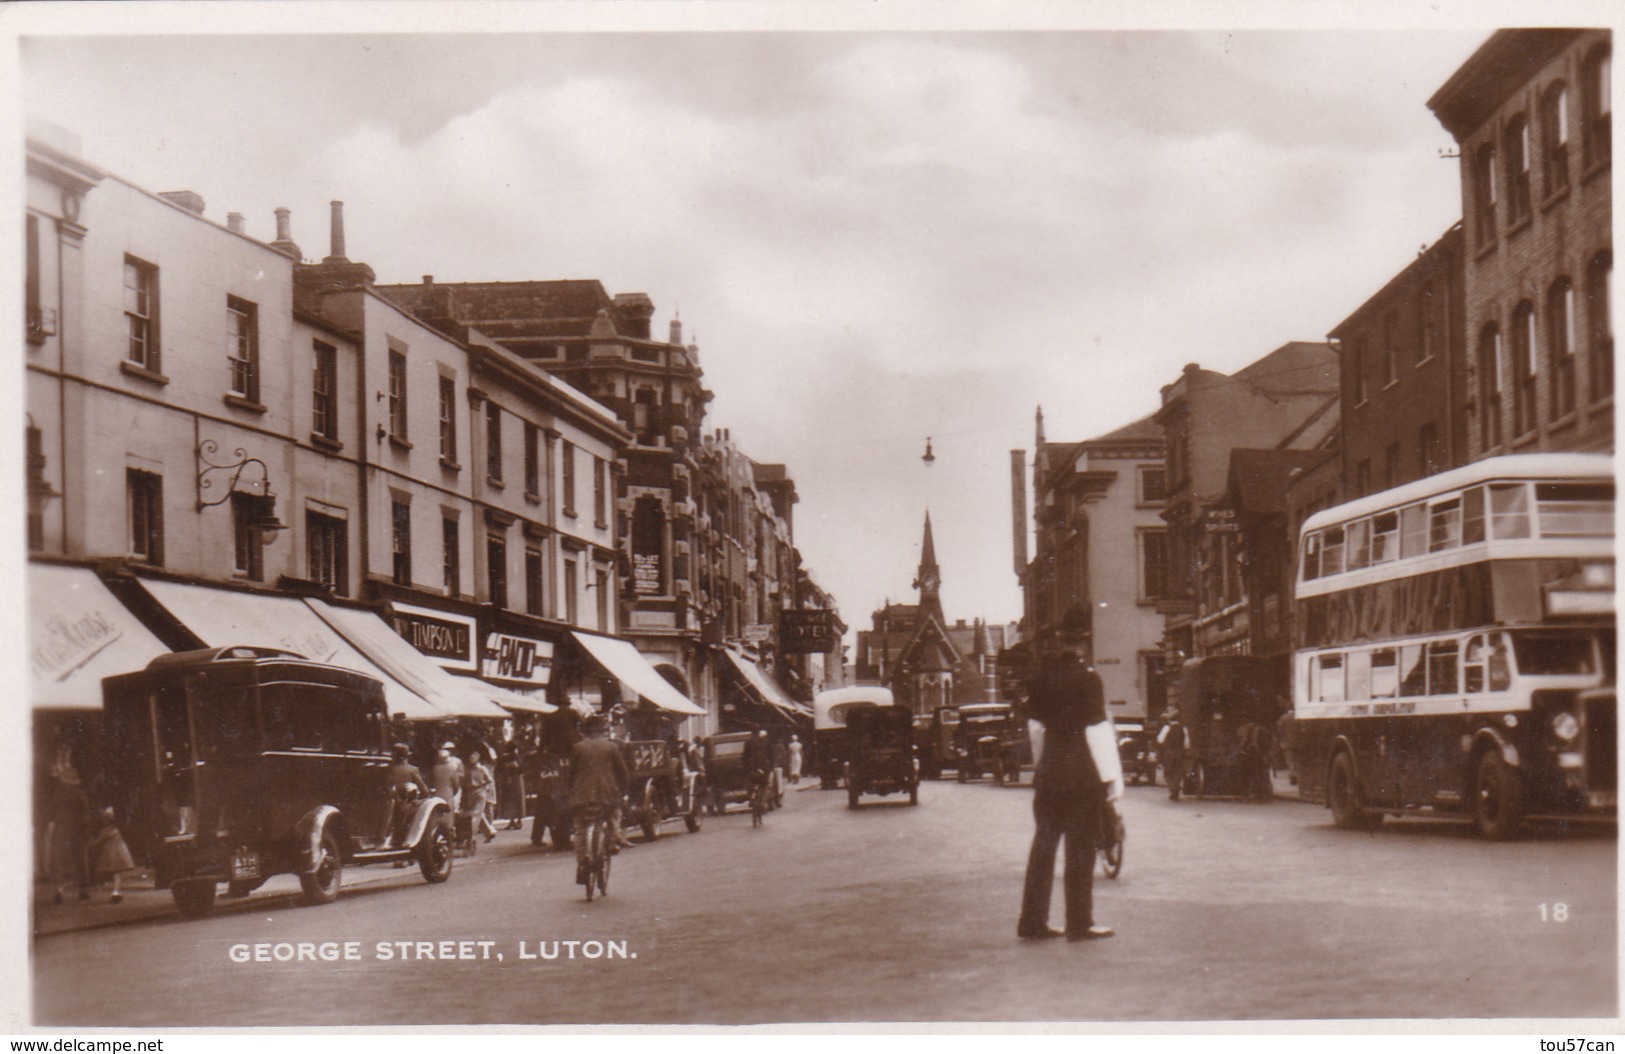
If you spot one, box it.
[389,602,477,671]
[779,609,839,654]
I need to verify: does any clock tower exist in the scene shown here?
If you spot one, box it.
[912,511,946,627]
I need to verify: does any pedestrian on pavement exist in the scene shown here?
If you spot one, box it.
[1275,706,1297,785]
[1157,715,1190,801]
[787,734,803,784]
[383,743,427,847]
[462,749,499,843]
[430,741,465,817]
[569,714,631,883]
[1016,629,1122,943]
[496,736,526,830]
[87,807,135,904]
[45,749,91,905]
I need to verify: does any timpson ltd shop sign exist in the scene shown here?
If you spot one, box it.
[390,601,556,689]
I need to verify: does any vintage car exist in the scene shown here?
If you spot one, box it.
[954,702,1028,785]
[844,699,919,808]
[1175,655,1281,800]
[700,732,782,814]
[814,685,894,788]
[1116,721,1157,785]
[916,706,961,781]
[621,739,704,840]
[102,647,454,918]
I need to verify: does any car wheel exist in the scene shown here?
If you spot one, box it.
[171,878,217,918]
[1473,748,1524,841]
[1328,752,1375,831]
[417,821,453,884]
[299,828,343,905]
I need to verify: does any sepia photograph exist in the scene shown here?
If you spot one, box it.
[7,0,1620,1037]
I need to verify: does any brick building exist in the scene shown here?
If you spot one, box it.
[1428,29,1613,460]
[1328,224,1470,499]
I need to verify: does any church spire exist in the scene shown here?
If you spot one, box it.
[913,511,945,625]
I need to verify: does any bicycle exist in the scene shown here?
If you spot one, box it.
[575,804,611,901]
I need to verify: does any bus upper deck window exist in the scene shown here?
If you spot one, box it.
[1535,482,1615,538]
[1489,483,1532,538]
[1320,527,1345,577]
[1302,532,1322,581]
[1399,503,1428,558]
[1346,519,1370,570]
[1462,486,1487,545]
[1428,498,1462,552]
[1370,512,1400,563]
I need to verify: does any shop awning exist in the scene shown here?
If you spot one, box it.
[722,648,811,721]
[134,579,444,721]
[572,632,705,716]
[29,564,171,710]
[306,600,526,719]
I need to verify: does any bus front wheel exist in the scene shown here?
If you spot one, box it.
[1473,749,1524,841]
[1329,753,1379,831]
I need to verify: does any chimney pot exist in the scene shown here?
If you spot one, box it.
[423,275,434,286]
[326,200,348,263]
[226,212,245,234]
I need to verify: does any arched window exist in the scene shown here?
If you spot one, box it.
[1548,277,1577,418]
[1510,301,1539,436]
[1582,43,1611,169]
[1541,81,1571,197]
[1478,323,1503,448]
[1588,250,1613,401]
[1504,114,1532,225]
[1473,142,1498,247]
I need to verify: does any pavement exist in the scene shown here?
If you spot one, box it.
[30,821,566,939]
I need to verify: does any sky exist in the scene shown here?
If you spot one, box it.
[7,3,1573,643]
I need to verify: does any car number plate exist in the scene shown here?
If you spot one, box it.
[1588,790,1616,809]
[231,850,261,881]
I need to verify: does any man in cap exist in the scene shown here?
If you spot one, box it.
[569,714,631,883]
[430,741,465,818]
[1017,625,1123,942]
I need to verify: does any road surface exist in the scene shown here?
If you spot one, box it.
[32,777,1617,1026]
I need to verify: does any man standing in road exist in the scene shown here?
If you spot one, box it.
[1157,715,1189,801]
[1017,628,1123,943]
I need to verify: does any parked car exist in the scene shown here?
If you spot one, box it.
[813,685,894,789]
[1116,721,1157,785]
[621,739,704,839]
[917,706,961,780]
[102,647,454,918]
[954,702,1028,785]
[844,701,919,808]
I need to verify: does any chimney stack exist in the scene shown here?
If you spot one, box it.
[423,275,434,286]
[269,207,302,260]
[326,201,348,263]
[158,190,205,215]
[226,212,245,234]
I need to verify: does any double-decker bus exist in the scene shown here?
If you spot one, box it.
[1292,453,1615,839]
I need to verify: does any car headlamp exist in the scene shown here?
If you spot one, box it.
[1551,711,1581,743]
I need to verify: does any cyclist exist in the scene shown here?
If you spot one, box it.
[568,715,629,885]
[741,728,774,822]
